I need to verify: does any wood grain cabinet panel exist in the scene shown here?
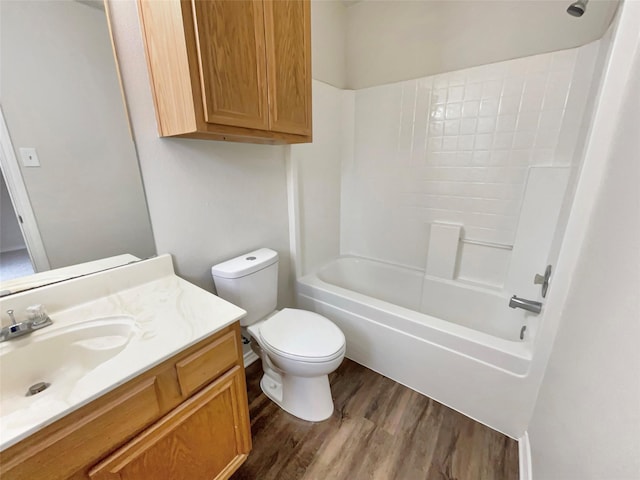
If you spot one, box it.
[89,366,251,480]
[135,0,197,136]
[137,0,312,144]
[175,329,239,397]
[192,0,269,130]
[264,0,312,136]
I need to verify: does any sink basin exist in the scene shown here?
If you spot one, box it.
[0,316,137,418]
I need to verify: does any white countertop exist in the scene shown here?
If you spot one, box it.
[0,255,246,451]
[0,253,141,296]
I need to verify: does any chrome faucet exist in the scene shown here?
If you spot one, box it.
[0,306,53,342]
[509,295,543,314]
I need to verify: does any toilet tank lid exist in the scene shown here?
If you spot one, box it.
[211,248,278,279]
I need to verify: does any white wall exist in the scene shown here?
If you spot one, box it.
[108,1,294,303]
[291,81,354,276]
[346,0,618,89]
[1,1,155,269]
[340,43,598,288]
[527,5,640,477]
[0,173,25,253]
[311,1,348,89]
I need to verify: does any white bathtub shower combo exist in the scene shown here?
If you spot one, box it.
[283,1,615,440]
[294,154,574,438]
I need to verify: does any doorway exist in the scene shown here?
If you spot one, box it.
[0,107,50,282]
[0,169,33,280]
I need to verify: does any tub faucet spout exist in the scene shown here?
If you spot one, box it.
[509,295,542,314]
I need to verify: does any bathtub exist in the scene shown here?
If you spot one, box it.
[297,256,535,438]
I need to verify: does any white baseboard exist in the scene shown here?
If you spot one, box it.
[0,246,28,254]
[519,432,532,480]
[243,349,259,367]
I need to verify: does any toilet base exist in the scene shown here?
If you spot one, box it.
[248,322,339,422]
[259,371,334,422]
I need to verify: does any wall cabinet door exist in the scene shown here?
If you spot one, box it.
[191,0,269,130]
[89,366,251,480]
[264,0,312,136]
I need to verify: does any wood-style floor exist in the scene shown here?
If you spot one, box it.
[231,359,519,480]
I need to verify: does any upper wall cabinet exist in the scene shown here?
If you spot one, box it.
[137,0,312,144]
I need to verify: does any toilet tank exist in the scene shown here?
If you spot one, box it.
[211,248,278,327]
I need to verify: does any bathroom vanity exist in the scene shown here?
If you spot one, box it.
[0,256,251,480]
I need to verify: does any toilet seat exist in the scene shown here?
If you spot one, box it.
[258,308,345,363]
[262,340,346,364]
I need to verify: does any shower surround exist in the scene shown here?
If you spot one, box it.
[341,42,599,288]
[291,37,609,438]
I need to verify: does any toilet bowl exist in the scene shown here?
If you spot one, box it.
[211,248,346,422]
[247,308,345,421]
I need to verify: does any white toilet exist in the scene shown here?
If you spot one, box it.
[211,248,345,422]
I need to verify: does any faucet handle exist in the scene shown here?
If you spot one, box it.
[7,309,17,325]
[533,265,552,298]
[27,304,45,318]
[26,304,51,326]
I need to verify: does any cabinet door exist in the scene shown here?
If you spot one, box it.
[89,366,251,480]
[264,0,312,136]
[191,0,269,130]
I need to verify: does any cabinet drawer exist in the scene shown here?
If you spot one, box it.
[175,329,239,397]
[1,377,161,480]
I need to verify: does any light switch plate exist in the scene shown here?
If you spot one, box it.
[19,147,40,167]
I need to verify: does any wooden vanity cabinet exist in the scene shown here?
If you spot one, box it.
[0,322,251,480]
[89,367,249,480]
[137,0,312,144]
